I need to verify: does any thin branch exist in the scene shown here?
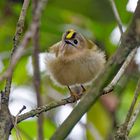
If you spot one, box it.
[124,78,140,131]
[1,29,32,104]
[109,0,123,34]
[0,0,48,139]
[32,0,44,139]
[14,105,26,140]
[115,77,140,139]
[17,96,81,123]
[16,105,27,118]
[127,101,140,134]
[103,48,137,94]
[3,0,30,103]
[13,0,30,54]
[0,1,30,137]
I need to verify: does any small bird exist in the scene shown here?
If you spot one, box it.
[45,29,106,100]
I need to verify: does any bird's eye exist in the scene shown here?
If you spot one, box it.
[73,39,78,45]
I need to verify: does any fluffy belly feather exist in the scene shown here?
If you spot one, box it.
[46,51,105,86]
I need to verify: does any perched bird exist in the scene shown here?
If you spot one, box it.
[45,29,106,100]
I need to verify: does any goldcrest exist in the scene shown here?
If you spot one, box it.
[45,29,106,99]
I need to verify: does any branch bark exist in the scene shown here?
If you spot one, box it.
[0,0,48,139]
[17,96,80,123]
[3,0,30,104]
[0,1,30,139]
[103,48,137,94]
[127,101,140,134]
[32,0,44,139]
[114,77,140,140]
[109,0,123,34]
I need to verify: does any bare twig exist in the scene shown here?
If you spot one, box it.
[0,0,48,139]
[3,30,32,91]
[127,101,140,134]
[16,105,27,117]
[115,77,140,139]
[13,105,26,140]
[0,1,30,138]
[103,48,137,94]
[17,95,82,123]
[109,0,123,34]
[13,0,30,54]
[103,0,126,94]
[3,0,30,103]
[32,0,44,139]
[124,78,140,131]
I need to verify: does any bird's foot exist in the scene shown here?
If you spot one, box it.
[70,91,81,101]
[62,85,84,103]
[63,92,81,103]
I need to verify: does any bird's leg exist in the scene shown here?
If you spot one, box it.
[81,84,86,93]
[67,86,80,101]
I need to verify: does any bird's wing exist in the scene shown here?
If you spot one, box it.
[86,39,97,50]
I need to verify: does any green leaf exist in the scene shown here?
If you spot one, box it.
[11,119,56,139]
[87,101,112,140]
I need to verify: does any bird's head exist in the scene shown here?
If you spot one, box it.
[59,29,90,55]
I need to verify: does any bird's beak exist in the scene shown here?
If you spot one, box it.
[65,40,75,47]
[65,40,76,48]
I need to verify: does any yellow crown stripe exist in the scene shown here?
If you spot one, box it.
[66,30,75,39]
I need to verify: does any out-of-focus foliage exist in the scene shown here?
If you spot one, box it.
[11,119,56,139]
[0,0,140,140]
[116,77,140,139]
[87,101,112,140]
